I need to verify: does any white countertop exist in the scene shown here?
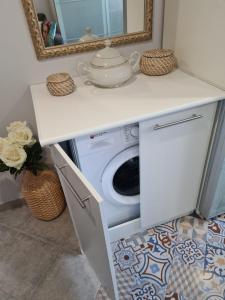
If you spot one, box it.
[31,69,225,146]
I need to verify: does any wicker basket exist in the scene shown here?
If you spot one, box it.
[47,72,75,96]
[22,170,66,221]
[140,49,177,76]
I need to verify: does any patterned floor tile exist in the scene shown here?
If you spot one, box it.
[130,281,163,300]
[173,238,206,268]
[193,217,209,241]
[177,216,195,240]
[95,286,110,300]
[178,216,208,242]
[108,215,225,300]
[207,220,225,250]
[145,230,176,260]
[202,293,225,300]
[112,220,179,299]
[113,239,142,275]
[214,213,225,223]
[115,267,136,300]
[150,227,178,253]
[154,219,179,236]
[165,291,182,300]
[198,271,225,299]
[165,260,204,299]
[125,230,149,249]
[204,245,225,277]
[136,254,171,290]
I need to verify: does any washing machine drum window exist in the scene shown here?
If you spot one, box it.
[102,145,140,206]
[113,156,139,196]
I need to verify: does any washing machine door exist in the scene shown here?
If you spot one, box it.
[101,145,140,206]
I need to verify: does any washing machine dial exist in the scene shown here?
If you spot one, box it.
[130,126,139,138]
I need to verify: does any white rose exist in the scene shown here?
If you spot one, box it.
[8,126,36,146]
[0,138,10,156]
[0,143,27,170]
[7,121,27,133]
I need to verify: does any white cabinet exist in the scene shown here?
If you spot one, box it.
[140,103,217,229]
[50,103,217,299]
[51,144,119,300]
[30,61,225,299]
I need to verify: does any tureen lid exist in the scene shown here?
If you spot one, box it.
[91,40,127,68]
[79,27,98,42]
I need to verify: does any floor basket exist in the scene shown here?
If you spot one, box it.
[22,170,66,221]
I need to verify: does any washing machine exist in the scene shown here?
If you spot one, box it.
[69,123,140,227]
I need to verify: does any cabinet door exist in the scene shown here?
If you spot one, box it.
[140,103,217,229]
[51,144,118,300]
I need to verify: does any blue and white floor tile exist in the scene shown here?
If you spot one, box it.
[165,260,204,299]
[207,220,225,250]
[96,213,225,300]
[173,238,206,269]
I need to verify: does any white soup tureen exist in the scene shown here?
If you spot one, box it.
[77,40,140,88]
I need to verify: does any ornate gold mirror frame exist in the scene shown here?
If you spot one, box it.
[22,0,153,60]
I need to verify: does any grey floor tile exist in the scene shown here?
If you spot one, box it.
[0,225,17,258]
[20,208,80,253]
[0,202,31,229]
[32,254,100,300]
[0,289,14,300]
[0,224,58,299]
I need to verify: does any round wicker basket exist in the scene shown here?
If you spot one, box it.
[140,49,177,76]
[22,170,66,221]
[47,72,75,96]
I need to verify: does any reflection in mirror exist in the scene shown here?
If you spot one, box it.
[22,0,152,59]
[33,0,145,47]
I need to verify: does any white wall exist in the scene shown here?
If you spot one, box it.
[163,0,178,49]
[0,0,164,204]
[163,0,225,90]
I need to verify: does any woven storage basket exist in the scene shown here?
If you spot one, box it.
[47,72,75,96]
[22,170,66,221]
[140,49,176,76]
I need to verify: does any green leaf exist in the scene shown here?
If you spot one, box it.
[9,168,17,175]
[14,169,22,179]
[23,142,47,175]
[0,160,10,172]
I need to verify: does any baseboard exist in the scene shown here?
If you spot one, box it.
[109,218,141,242]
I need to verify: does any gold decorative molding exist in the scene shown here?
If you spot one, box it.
[21,0,153,60]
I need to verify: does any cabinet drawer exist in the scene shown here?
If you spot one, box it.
[140,103,217,229]
[51,144,118,300]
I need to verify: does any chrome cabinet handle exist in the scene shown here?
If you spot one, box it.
[153,114,203,131]
[55,164,91,209]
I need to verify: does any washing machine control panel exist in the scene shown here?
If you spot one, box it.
[123,124,139,144]
[74,123,139,156]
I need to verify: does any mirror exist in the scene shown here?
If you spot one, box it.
[22,0,153,60]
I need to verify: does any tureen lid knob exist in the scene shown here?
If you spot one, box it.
[85,27,92,34]
[92,39,126,67]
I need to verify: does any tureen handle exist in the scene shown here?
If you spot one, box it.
[129,51,141,73]
[77,62,90,76]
